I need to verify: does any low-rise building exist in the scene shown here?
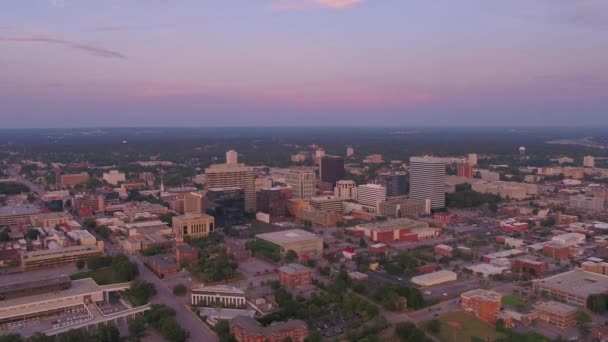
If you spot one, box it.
[354,218,430,243]
[20,244,102,270]
[230,316,308,342]
[144,254,180,278]
[172,213,215,240]
[279,264,313,288]
[551,233,585,246]
[511,258,548,276]
[532,270,608,307]
[191,285,246,308]
[533,301,577,329]
[482,249,525,263]
[0,205,41,226]
[434,244,453,257]
[460,289,502,324]
[255,229,323,257]
[378,197,426,218]
[411,270,457,287]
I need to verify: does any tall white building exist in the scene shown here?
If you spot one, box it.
[584,155,595,168]
[102,170,125,185]
[409,156,446,209]
[346,146,354,157]
[226,150,238,165]
[357,184,387,213]
[334,180,357,200]
[286,167,316,199]
[468,153,478,166]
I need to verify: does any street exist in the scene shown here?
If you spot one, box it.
[129,255,218,342]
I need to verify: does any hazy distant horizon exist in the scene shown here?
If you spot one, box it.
[2,1,607,127]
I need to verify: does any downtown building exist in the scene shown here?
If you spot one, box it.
[334,180,357,201]
[409,156,446,210]
[377,171,407,197]
[285,167,316,199]
[319,155,345,186]
[205,163,255,213]
[357,184,387,213]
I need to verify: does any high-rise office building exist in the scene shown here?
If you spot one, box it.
[334,180,357,200]
[468,153,478,166]
[320,156,345,186]
[357,184,387,213]
[286,167,316,199]
[583,155,595,168]
[409,156,446,209]
[205,163,255,212]
[226,150,238,165]
[377,171,408,197]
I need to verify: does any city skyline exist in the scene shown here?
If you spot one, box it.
[1,0,608,127]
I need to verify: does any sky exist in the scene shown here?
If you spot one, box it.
[1,0,607,128]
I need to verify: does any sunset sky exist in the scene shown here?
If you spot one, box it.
[1,0,607,127]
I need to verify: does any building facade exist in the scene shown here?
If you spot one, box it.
[334,180,357,200]
[460,289,502,324]
[205,163,255,213]
[191,285,246,308]
[279,264,313,288]
[319,156,345,186]
[230,316,308,342]
[409,156,446,209]
[357,184,387,213]
[286,168,316,199]
[377,172,407,197]
[172,213,215,240]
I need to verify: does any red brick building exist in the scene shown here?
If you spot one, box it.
[433,212,456,225]
[175,244,199,266]
[502,222,529,233]
[457,163,474,178]
[230,316,308,342]
[144,255,180,278]
[369,243,388,255]
[357,218,432,243]
[417,264,437,274]
[543,242,572,260]
[460,289,502,325]
[279,263,313,288]
[511,258,548,276]
[434,244,454,257]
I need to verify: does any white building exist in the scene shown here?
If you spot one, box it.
[466,263,509,277]
[357,184,386,213]
[411,270,457,287]
[570,195,605,211]
[334,180,357,201]
[409,156,446,209]
[584,155,595,168]
[468,153,478,166]
[551,233,585,246]
[346,146,354,157]
[286,167,316,199]
[102,170,125,186]
[226,150,238,165]
[191,285,246,308]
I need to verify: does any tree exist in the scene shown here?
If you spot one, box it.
[161,317,188,342]
[126,280,157,306]
[426,319,441,334]
[83,218,96,229]
[495,318,505,332]
[0,227,10,242]
[173,283,187,296]
[76,259,85,270]
[95,325,120,342]
[285,250,298,262]
[128,316,146,337]
[395,322,430,342]
[587,294,608,313]
[359,237,368,248]
[577,310,592,339]
[26,229,40,240]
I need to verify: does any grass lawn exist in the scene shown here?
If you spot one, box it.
[70,268,116,285]
[502,294,529,310]
[435,312,506,342]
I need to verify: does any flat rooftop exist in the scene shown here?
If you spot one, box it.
[279,263,312,274]
[356,218,428,231]
[534,301,577,315]
[0,278,100,311]
[0,275,71,294]
[533,269,608,297]
[461,289,502,302]
[0,205,40,216]
[256,229,321,245]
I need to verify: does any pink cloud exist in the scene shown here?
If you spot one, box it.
[275,0,363,11]
[0,33,126,58]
